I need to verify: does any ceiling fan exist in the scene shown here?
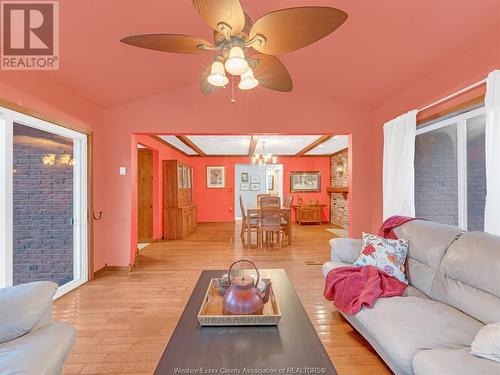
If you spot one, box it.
[120,0,347,96]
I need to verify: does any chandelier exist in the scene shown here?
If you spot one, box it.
[251,141,278,165]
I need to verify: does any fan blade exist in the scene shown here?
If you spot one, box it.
[120,34,213,54]
[192,0,245,36]
[249,7,348,55]
[200,66,222,95]
[251,54,293,92]
[213,12,252,44]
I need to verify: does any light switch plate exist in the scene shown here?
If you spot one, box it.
[119,167,127,176]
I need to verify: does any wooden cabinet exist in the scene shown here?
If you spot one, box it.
[292,204,326,225]
[163,160,197,240]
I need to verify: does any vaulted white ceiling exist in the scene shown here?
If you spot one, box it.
[306,136,349,155]
[187,136,252,155]
[255,135,321,156]
[158,135,198,155]
[156,134,348,157]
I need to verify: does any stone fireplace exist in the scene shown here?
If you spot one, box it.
[330,148,349,229]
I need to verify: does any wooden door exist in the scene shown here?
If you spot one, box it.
[138,148,153,242]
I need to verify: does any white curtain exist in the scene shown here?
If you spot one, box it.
[383,110,417,220]
[484,70,500,235]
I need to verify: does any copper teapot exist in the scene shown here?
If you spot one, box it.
[223,259,272,315]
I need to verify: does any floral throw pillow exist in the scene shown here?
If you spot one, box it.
[354,233,410,283]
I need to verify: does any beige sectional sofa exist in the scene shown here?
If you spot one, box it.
[0,281,75,375]
[322,220,500,375]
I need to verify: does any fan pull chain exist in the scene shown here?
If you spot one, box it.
[230,76,236,104]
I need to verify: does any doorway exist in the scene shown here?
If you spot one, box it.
[0,107,89,298]
[137,145,153,243]
[234,163,284,219]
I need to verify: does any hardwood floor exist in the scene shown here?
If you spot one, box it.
[54,223,391,375]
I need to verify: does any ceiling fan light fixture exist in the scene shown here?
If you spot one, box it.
[238,67,259,90]
[207,61,229,87]
[224,46,249,76]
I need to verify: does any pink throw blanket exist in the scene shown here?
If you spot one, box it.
[378,215,418,240]
[324,265,407,314]
[324,215,418,314]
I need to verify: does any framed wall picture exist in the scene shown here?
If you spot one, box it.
[206,166,225,188]
[241,172,249,182]
[251,183,260,191]
[290,171,321,192]
[267,175,275,190]
[251,175,260,183]
[240,182,250,191]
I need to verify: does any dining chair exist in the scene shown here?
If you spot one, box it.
[260,195,281,208]
[257,194,270,206]
[258,207,282,249]
[239,195,259,246]
[281,196,293,240]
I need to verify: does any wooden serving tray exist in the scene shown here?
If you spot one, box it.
[197,278,281,326]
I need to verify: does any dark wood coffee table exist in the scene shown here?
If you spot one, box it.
[154,269,337,374]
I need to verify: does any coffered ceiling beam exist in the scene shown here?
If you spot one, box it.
[248,135,259,156]
[150,135,191,157]
[295,135,333,157]
[176,135,206,156]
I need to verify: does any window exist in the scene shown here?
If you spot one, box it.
[415,107,486,231]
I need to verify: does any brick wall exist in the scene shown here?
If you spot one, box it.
[415,125,459,226]
[466,121,486,231]
[13,124,74,286]
[415,121,486,231]
[330,149,349,228]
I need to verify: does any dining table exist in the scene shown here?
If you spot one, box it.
[246,204,292,245]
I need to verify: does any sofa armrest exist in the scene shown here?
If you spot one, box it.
[0,281,57,343]
[329,238,363,264]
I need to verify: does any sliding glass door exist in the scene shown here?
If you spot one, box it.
[0,107,88,298]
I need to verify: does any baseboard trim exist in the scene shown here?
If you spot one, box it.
[106,265,131,272]
[93,265,108,278]
[93,263,134,277]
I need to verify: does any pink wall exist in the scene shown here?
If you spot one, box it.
[0,21,497,270]
[0,74,108,271]
[282,157,331,222]
[133,135,190,240]
[189,156,331,223]
[99,87,371,266]
[129,138,331,235]
[368,28,500,232]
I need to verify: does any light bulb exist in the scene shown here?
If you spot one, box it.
[207,61,228,87]
[224,46,249,76]
[238,67,259,90]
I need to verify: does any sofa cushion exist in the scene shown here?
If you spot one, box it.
[0,322,75,375]
[413,347,500,375]
[354,233,410,283]
[403,285,429,299]
[431,232,500,324]
[0,281,57,343]
[329,238,362,264]
[322,262,428,300]
[393,220,464,296]
[354,296,483,375]
[471,322,500,363]
[321,261,355,277]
